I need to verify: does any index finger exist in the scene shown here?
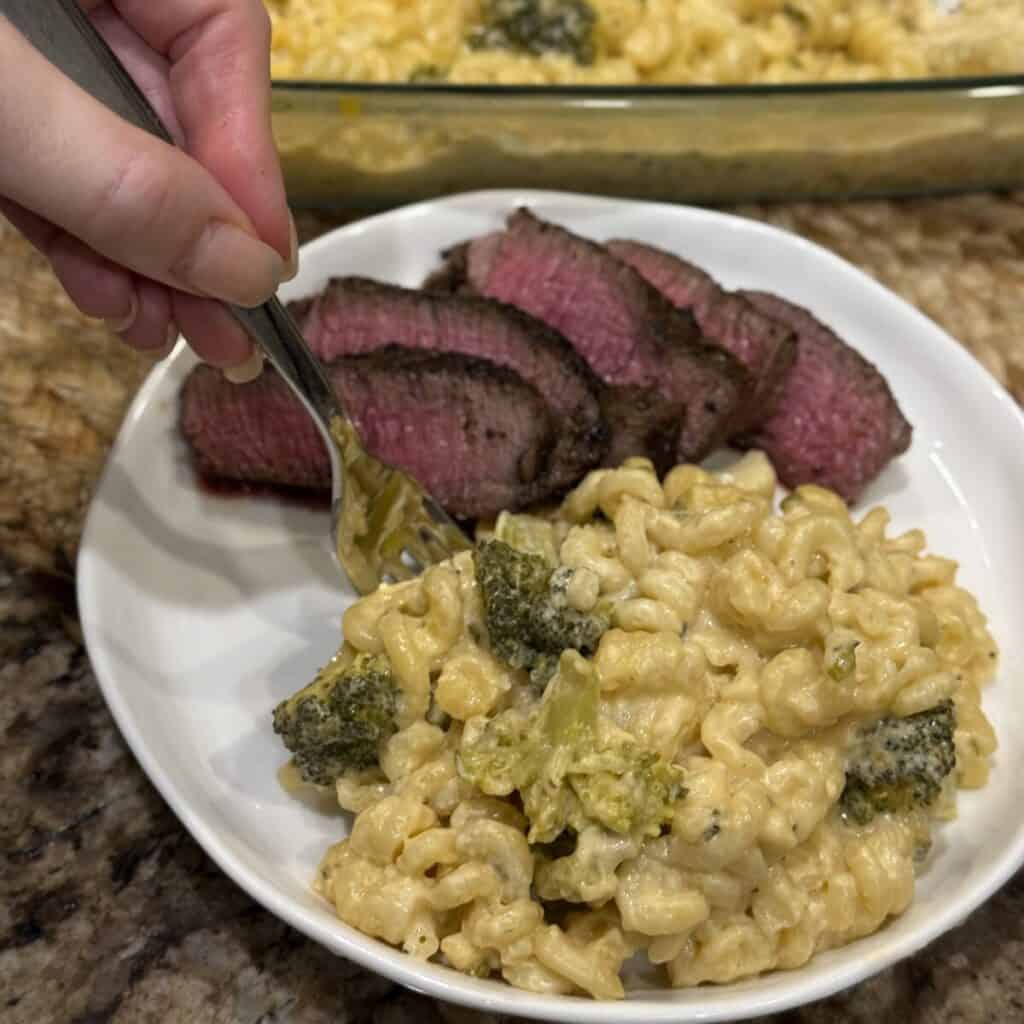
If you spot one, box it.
[111,0,292,264]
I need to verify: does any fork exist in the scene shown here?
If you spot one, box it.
[6,0,472,594]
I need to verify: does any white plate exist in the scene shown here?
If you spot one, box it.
[78,190,1024,1022]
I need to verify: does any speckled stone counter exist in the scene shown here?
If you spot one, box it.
[2,573,1024,1024]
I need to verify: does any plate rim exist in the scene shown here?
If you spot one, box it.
[78,187,1024,1023]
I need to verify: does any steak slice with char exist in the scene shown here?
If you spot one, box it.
[598,387,683,471]
[606,239,720,311]
[180,347,558,519]
[422,243,472,295]
[426,245,689,473]
[299,276,606,491]
[285,296,316,328]
[452,208,749,462]
[735,292,913,502]
[606,239,796,433]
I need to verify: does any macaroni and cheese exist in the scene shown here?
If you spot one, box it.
[304,451,998,998]
[267,0,1024,85]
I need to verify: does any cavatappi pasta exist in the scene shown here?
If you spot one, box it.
[267,0,1024,85]
[311,452,997,998]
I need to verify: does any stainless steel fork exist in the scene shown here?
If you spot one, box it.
[4,0,471,594]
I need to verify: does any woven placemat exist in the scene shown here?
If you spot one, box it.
[0,226,149,575]
[1,193,1021,575]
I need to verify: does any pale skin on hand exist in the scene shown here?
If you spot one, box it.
[0,0,298,378]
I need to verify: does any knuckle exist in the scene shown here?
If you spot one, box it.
[84,150,189,272]
[87,152,168,244]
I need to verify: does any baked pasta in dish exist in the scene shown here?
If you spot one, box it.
[267,0,1024,85]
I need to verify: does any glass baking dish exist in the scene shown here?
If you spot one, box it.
[270,76,1024,208]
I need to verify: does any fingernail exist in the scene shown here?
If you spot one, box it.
[284,213,299,282]
[223,347,264,384]
[140,321,179,362]
[176,221,285,307]
[105,291,138,333]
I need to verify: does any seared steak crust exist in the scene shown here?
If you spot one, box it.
[606,239,796,433]
[597,386,683,473]
[181,347,560,519]
[422,242,472,295]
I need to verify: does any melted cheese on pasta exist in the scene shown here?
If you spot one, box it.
[313,452,997,998]
[267,0,1023,85]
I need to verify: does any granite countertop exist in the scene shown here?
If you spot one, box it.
[3,565,1024,1023]
[2,195,1024,1022]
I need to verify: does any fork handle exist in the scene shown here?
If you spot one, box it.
[2,0,345,436]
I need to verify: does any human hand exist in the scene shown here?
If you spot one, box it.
[0,0,294,381]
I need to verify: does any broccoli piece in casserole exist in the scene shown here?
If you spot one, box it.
[469,0,597,65]
[409,63,447,83]
[458,652,685,842]
[272,652,398,785]
[839,700,956,826]
[474,539,608,689]
[826,640,859,682]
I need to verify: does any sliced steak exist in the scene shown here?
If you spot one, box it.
[453,208,749,461]
[299,276,606,491]
[735,292,913,502]
[422,242,471,295]
[180,347,559,519]
[183,363,326,492]
[607,239,720,312]
[285,296,316,328]
[598,387,683,472]
[607,239,796,433]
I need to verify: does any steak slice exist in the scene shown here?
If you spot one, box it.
[606,239,720,312]
[453,208,749,461]
[426,235,685,474]
[299,276,606,492]
[598,387,683,472]
[422,242,472,295]
[606,239,796,433]
[180,347,559,519]
[285,296,316,328]
[736,292,913,502]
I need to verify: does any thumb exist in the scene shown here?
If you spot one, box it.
[0,17,285,308]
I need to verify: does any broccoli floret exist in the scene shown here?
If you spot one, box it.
[458,652,685,842]
[571,755,683,836]
[474,539,608,689]
[272,652,398,785]
[409,63,446,82]
[839,701,956,826]
[474,539,550,670]
[469,0,597,65]
[826,640,859,681]
[456,705,534,795]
